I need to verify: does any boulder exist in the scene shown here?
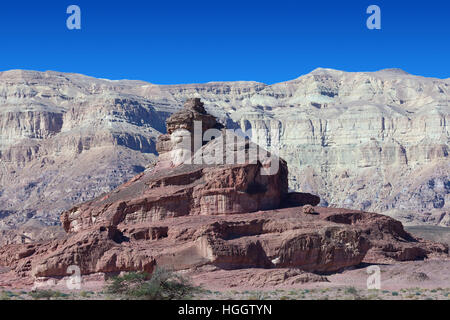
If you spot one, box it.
[302,205,316,215]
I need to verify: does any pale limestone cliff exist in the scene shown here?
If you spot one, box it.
[0,68,448,243]
[139,68,449,227]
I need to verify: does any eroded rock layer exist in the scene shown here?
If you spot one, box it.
[0,99,447,284]
[0,69,449,240]
[0,207,446,280]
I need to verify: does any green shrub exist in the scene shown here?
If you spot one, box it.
[345,287,358,295]
[0,291,12,300]
[392,292,399,296]
[105,268,201,300]
[29,290,68,300]
[247,292,269,300]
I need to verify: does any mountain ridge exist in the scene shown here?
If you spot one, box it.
[5,66,448,86]
[0,68,448,244]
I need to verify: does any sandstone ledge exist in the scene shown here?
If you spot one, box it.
[0,207,447,281]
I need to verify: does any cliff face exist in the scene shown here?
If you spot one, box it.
[0,68,449,242]
[0,99,445,284]
[0,70,171,235]
[143,68,449,227]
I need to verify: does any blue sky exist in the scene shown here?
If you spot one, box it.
[0,0,448,84]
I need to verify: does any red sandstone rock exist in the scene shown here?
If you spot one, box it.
[1,207,447,281]
[0,98,447,286]
[302,205,316,215]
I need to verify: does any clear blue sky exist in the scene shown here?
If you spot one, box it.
[0,0,448,84]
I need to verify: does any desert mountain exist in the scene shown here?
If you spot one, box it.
[0,68,448,245]
[0,99,446,288]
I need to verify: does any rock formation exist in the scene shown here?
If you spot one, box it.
[0,70,171,239]
[0,69,448,247]
[0,99,447,287]
[60,99,291,233]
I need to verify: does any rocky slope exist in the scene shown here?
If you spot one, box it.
[0,70,173,240]
[143,68,449,227]
[0,68,448,245]
[0,99,446,288]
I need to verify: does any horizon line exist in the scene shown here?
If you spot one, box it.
[0,67,448,86]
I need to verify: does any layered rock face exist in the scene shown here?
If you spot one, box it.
[61,99,289,233]
[5,207,446,281]
[0,68,448,246]
[141,69,449,227]
[0,70,172,240]
[0,100,446,284]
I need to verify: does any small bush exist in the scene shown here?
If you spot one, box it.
[105,268,200,300]
[0,291,12,300]
[392,292,399,296]
[29,290,68,300]
[247,292,269,300]
[345,287,358,295]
